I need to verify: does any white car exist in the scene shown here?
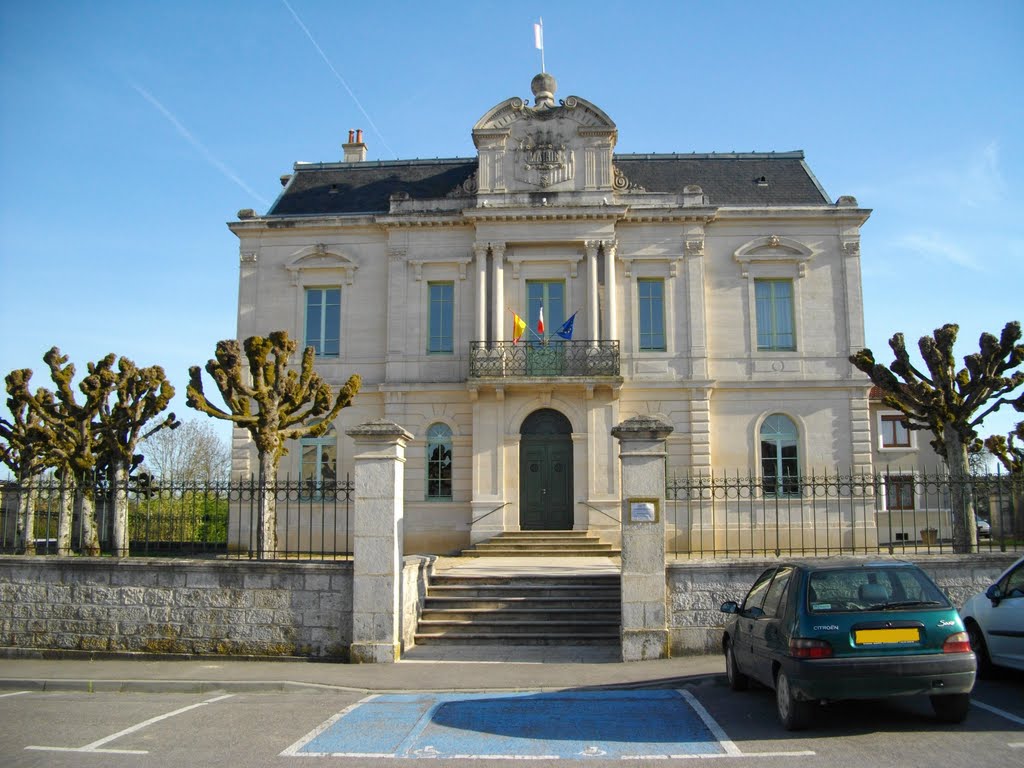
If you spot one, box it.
[960,555,1024,674]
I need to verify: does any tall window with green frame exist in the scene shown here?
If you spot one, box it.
[638,278,666,351]
[305,287,340,357]
[300,425,337,498]
[426,423,452,500]
[427,281,454,354]
[526,280,564,343]
[760,414,799,495]
[755,279,795,351]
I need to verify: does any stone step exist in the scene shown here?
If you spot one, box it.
[424,597,621,611]
[420,608,621,622]
[462,548,621,557]
[426,585,619,599]
[414,632,620,646]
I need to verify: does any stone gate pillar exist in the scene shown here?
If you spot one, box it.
[347,419,413,663]
[612,414,673,661]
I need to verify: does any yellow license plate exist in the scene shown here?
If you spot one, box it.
[855,628,919,645]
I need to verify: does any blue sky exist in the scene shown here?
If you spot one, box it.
[1,1,1021,446]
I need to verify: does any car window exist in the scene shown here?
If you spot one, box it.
[761,566,793,618]
[1002,563,1024,598]
[808,567,949,612]
[742,568,775,614]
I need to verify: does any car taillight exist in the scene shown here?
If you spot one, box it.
[789,638,833,659]
[942,631,972,654]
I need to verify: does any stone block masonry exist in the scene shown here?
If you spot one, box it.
[0,558,353,659]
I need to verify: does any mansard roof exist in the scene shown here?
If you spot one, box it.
[267,151,830,217]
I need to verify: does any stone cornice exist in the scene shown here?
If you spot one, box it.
[714,206,872,224]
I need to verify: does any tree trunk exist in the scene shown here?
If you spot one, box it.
[77,482,101,556]
[256,451,278,559]
[57,478,73,556]
[111,464,129,558]
[14,478,36,555]
[943,424,978,554]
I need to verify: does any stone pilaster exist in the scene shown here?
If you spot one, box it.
[612,414,673,661]
[346,420,413,663]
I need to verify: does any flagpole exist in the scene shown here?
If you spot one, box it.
[535,17,545,73]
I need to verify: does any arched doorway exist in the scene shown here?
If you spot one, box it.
[519,409,574,530]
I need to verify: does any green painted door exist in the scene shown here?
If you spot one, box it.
[520,437,573,530]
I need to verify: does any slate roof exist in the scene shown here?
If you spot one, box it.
[267,152,830,217]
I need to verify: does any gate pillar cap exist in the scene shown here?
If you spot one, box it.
[346,419,414,442]
[611,414,674,441]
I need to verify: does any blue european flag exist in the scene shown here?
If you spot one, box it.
[555,311,577,340]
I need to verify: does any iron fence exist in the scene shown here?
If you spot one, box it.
[0,476,354,560]
[666,469,1024,558]
[469,340,620,378]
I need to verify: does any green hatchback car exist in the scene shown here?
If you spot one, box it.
[720,560,976,730]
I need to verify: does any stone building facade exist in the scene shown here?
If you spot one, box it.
[230,73,880,555]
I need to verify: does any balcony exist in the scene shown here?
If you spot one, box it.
[468,340,620,379]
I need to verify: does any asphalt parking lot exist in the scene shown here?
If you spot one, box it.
[1,657,1022,767]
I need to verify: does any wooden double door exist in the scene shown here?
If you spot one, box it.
[519,409,574,530]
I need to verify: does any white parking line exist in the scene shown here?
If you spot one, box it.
[971,699,1024,727]
[0,691,30,699]
[26,693,235,755]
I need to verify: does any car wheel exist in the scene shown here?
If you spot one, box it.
[931,693,970,723]
[775,669,812,731]
[965,620,993,677]
[725,639,748,691]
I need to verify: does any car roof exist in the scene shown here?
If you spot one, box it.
[779,559,919,572]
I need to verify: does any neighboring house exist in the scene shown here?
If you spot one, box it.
[867,386,952,544]
[229,73,878,555]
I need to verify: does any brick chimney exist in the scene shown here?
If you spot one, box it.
[343,128,367,162]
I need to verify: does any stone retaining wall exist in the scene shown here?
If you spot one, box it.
[667,553,1019,655]
[0,557,353,659]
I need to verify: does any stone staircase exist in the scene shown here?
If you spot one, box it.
[414,572,621,646]
[459,530,621,557]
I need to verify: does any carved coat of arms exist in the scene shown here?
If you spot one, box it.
[514,130,574,188]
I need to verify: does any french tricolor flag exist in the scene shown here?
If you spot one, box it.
[537,305,544,335]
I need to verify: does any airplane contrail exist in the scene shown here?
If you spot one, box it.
[130,82,271,209]
[280,0,397,159]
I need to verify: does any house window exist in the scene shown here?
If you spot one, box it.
[761,414,799,495]
[755,279,795,351]
[880,414,911,448]
[300,425,337,497]
[427,282,454,354]
[638,278,666,351]
[426,422,452,501]
[885,475,916,511]
[305,288,341,357]
[527,280,565,343]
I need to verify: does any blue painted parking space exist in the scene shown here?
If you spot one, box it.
[284,689,737,760]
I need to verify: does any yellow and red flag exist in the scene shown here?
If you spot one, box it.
[512,311,527,344]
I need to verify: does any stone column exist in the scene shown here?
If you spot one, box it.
[586,240,600,342]
[473,243,488,344]
[603,240,618,342]
[612,414,673,661]
[346,419,413,663]
[491,243,506,343]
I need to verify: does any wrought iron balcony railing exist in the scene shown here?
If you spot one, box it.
[469,340,620,378]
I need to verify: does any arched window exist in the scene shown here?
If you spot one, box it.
[300,424,337,497]
[426,423,453,501]
[760,415,799,495]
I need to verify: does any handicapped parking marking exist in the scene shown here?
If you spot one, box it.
[282,689,815,760]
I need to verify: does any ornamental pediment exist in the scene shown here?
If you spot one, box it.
[285,243,358,284]
[733,235,816,278]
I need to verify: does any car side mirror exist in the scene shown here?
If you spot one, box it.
[720,600,739,614]
[985,584,1003,605]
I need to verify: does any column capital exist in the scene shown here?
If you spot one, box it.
[490,242,506,260]
[601,239,618,257]
[472,242,489,259]
[347,419,414,445]
[612,414,675,442]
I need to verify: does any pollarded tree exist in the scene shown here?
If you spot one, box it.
[186,331,361,558]
[851,322,1024,553]
[1,370,54,554]
[985,420,1024,538]
[96,357,179,557]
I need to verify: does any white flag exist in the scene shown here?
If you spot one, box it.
[534,21,543,50]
